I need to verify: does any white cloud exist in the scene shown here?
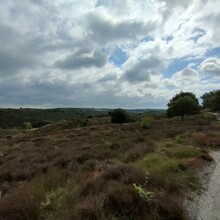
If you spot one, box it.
[0,0,220,108]
[200,57,220,75]
[172,67,200,83]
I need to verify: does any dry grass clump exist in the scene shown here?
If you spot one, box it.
[192,131,220,147]
[0,187,40,220]
[123,143,155,162]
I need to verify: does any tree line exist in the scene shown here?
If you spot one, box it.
[167,90,220,120]
[111,89,220,123]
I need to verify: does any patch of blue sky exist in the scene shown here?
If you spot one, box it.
[109,47,128,66]
[205,47,220,57]
[162,57,202,78]
[140,36,154,43]
[162,36,173,42]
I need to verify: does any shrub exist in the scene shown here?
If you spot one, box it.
[0,188,40,220]
[41,187,67,211]
[23,122,32,129]
[72,193,105,220]
[193,131,220,147]
[133,183,154,201]
[99,164,146,185]
[110,109,129,123]
[123,144,155,162]
[175,134,182,143]
[157,191,186,220]
[140,116,154,129]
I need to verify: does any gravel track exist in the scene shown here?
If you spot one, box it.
[187,151,220,220]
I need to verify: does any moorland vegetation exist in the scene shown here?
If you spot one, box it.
[0,90,219,220]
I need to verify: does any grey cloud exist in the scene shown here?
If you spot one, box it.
[0,76,164,108]
[85,12,155,44]
[0,24,37,76]
[55,49,107,70]
[95,0,130,15]
[158,0,192,9]
[0,23,54,76]
[198,13,220,45]
[123,57,164,83]
[0,51,32,76]
[97,74,117,82]
[158,0,193,24]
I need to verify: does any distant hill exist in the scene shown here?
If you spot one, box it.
[0,108,165,129]
[96,108,166,114]
[0,108,106,129]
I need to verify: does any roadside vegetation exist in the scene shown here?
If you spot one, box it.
[0,91,219,220]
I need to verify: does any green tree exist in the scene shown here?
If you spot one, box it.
[201,90,220,111]
[167,92,200,120]
[110,108,129,123]
[167,91,199,107]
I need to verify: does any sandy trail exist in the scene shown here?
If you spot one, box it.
[196,151,220,220]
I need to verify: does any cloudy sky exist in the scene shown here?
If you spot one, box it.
[0,0,220,109]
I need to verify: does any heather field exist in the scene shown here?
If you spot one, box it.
[0,111,219,220]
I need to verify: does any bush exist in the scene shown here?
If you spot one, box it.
[110,109,129,124]
[140,116,154,129]
[103,182,156,220]
[175,134,182,144]
[0,188,40,220]
[23,122,32,129]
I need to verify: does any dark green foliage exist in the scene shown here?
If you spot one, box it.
[0,108,106,129]
[167,92,200,120]
[111,108,129,123]
[167,91,199,107]
[201,90,220,111]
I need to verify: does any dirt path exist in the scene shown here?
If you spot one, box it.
[196,151,220,220]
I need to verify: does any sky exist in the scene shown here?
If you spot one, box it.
[0,0,220,109]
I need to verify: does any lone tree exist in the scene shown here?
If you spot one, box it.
[167,92,200,120]
[110,108,129,123]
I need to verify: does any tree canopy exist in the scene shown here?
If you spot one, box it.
[110,108,129,123]
[167,92,200,120]
[201,90,220,111]
[167,91,199,107]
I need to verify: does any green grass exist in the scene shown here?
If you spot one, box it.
[137,154,181,174]
[165,146,199,159]
[136,153,200,193]
[139,116,154,129]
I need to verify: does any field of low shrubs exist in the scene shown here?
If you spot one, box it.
[0,112,219,219]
